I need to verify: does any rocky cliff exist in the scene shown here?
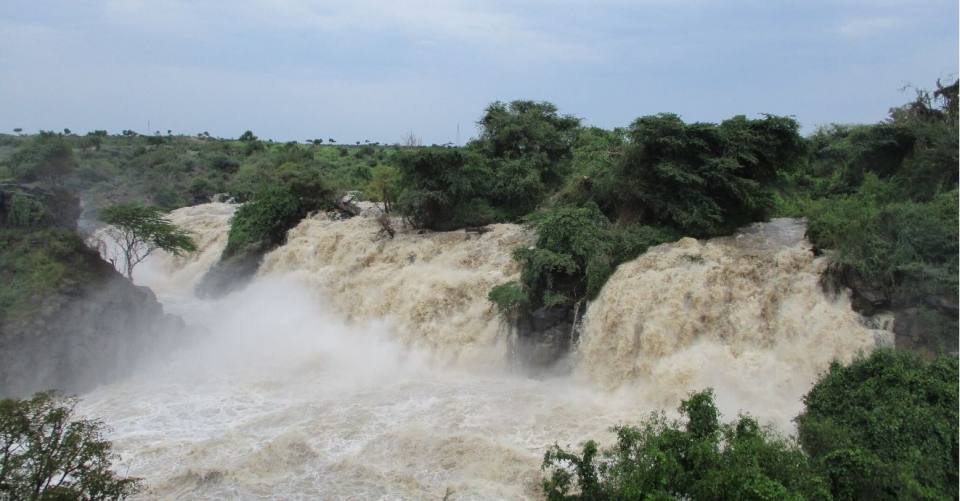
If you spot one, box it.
[0,184,184,397]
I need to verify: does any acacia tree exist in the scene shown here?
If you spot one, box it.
[0,392,142,499]
[365,165,401,213]
[99,203,196,280]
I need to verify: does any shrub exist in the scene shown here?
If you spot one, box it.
[607,113,804,236]
[223,162,333,258]
[804,178,958,298]
[543,389,830,500]
[4,193,48,227]
[0,227,103,322]
[503,205,674,310]
[8,133,75,184]
[474,100,581,188]
[395,147,497,230]
[796,349,959,500]
[487,281,527,315]
[223,187,302,258]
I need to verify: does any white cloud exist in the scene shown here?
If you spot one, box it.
[99,0,603,63]
[838,16,901,37]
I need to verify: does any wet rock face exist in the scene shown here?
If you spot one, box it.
[511,305,582,369]
[893,304,959,356]
[195,249,263,299]
[821,262,958,356]
[820,262,889,315]
[0,187,186,398]
[0,243,185,398]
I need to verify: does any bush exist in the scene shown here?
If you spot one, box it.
[606,113,804,236]
[796,349,959,500]
[542,389,829,500]
[503,205,674,309]
[223,162,333,258]
[487,281,527,316]
[804,177,958,298]
[395,147,497,231]
[0,392,142,499]
[8,133,75,184]
[474,100,581,188]
[223,187,302,258]
[0,228,95,322]
[4,193,48,227]
[514,205,613,307]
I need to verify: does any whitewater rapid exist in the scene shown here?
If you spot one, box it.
[80,203,880,499]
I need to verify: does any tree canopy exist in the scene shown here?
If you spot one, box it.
[0,392,142,500]
[98,203,196,280]
[796,350,959,500]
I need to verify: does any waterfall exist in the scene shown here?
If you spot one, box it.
[78,205,884,499]
[576,218,876,420]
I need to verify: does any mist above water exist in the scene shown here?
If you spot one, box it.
[80,204,879,499]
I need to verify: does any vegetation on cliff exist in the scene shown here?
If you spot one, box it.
[776,80,959,354]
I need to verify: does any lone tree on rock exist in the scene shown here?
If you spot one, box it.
[99,203,196,280]
[0,392,142,499]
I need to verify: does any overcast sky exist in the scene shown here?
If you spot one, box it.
[1,0,956,144]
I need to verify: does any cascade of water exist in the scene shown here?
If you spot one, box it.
[79,205,885,499]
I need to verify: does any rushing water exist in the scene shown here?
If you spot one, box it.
[80,204,880,499]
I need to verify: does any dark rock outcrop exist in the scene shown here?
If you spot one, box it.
[194,249,263,299]
[0,235,186,397]
[0,184,186,397]
[511,303,584,370]
[821,262,958,356]
[820,262,889,315]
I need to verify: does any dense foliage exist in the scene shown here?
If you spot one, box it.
[796,350,958,500]
[5,132,76,184]
[397,101,581,231]
[492,112,803,312]
[543,390,829,500]
[395,148,497,231]
[492,205,674,310]
[222,161,334,258]
[0,392,142,500]
[777,80,959,353]
[0,228,95,323]
[543,350,959,500]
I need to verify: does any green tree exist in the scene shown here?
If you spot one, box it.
[98,203,196,280]
[395,147,496,230]
[238,130,264,155]
[796,349,959,500]
[0,392,142,500]
[365,165,401,212]
[474,100,580,186]
[610,113,804,236]
[84,130,108,151]
[543,389,829,500]
[499,205,673,310]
